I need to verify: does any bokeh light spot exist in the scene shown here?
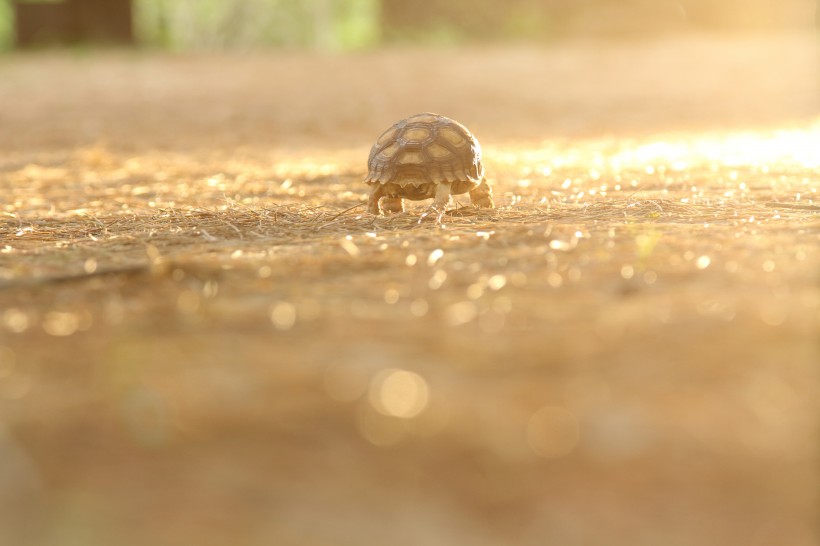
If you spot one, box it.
[369,369,430,419]
[3,308,30,333]
[621,265,635,279]
[409,299,429,317]
[270,302,297,330]
[445,301,478,326]
[466,283,485,299]
[428,270,447,290]
[759,306,788,327]
[42,311,80,337]
[383,289,400,304]
[340,238,360,257]
[427,249,444,266]
[696,255,711,269]
[83,258,98,274]
[488,274,507,291]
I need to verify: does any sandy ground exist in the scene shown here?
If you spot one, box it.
[0,33,818,546]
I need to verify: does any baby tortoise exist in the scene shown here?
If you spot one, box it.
[365,113,494,214]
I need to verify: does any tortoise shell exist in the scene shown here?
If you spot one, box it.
[365,113,484,199]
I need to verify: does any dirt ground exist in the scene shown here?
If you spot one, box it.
[0,33,818,546]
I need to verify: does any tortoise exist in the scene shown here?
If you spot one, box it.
[365,113,494,214]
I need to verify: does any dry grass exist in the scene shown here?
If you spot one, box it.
[0,34,818,546]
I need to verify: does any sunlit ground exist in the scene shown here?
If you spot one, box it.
[0,33,818,546]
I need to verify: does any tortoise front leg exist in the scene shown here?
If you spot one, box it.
[469,180,495,208]
[418,182,452,223]
[431,181,452,210]
[381,196,404,213]
[366,184,385,215]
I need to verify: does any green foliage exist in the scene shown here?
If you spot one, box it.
[134,0,380,50]
[0,0,380,51]
[502,3,554,42]
[0,0,12,50]
[334,0,380,49]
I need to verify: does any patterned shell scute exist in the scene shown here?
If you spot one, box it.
[365,113,484,190]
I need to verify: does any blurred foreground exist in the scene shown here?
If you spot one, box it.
[0,34,818,545]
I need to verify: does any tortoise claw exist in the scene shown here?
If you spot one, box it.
[418,205,446,225]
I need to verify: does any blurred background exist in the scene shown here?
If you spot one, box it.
[0,0,816,51]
